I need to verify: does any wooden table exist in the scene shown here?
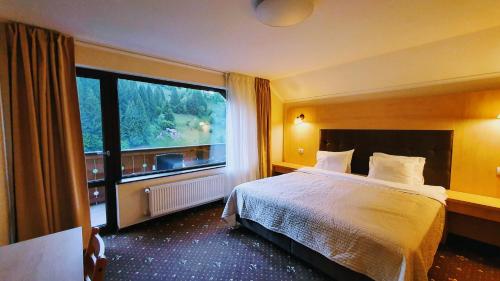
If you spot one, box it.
[272,162,306,175]
[446,190,500,223]
[445,190,500,246]
[0,227,83,281]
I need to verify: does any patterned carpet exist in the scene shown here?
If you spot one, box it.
[104,201,500,281]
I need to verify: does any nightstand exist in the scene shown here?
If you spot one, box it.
[445,190,500,246]
[272,162,306,176]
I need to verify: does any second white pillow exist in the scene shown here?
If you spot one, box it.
[368,156,417,185]
[372,152,426,185]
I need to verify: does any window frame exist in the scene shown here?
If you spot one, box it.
[76,67,120,232]
[76,66,227,184]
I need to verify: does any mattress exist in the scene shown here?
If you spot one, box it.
[222,167,446,281]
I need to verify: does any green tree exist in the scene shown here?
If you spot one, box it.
[76,77,103,152]
[185,90,208,117]
[79,78,227,150]
[169,88,185,114]
[120,97,150,148]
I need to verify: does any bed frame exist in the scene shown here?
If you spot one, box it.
[238,129,454,281]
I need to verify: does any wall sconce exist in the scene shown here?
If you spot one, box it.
[294,114,305,125]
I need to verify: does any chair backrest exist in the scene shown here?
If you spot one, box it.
[84,227,108,281]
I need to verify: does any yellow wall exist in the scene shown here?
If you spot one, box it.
[284,90,500,198]
[75,42,225,88]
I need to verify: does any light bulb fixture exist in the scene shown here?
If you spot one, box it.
[497,114,500,119]
[294,113,305,124]
[254,0,314,27]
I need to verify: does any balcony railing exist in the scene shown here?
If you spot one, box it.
[84,143,226,182]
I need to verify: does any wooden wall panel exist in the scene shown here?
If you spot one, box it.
[283,90,500,198]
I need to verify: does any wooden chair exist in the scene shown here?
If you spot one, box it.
[84,227,108,281]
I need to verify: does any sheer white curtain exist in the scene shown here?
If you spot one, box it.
[225,73,259,195]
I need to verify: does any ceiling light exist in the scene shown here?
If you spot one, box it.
[254,0,314,27]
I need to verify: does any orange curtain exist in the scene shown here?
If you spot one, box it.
[255,78,271,178]
[6,23,90,243]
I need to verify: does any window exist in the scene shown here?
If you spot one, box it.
[117,78,226,177]
[77,68,226,182]
[76,68,226,231]
[76,76,107,227]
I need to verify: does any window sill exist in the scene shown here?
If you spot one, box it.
[117,164,226,185]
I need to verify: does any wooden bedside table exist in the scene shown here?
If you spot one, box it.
[445,190,500,246]
[272,162,306,176]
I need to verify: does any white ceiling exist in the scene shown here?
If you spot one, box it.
[2,0,500,101]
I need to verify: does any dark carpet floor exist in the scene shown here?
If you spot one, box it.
[104,201,499,281]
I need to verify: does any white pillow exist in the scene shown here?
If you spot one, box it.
[368,156,417,185]
[314,150,354,173]
[372,152,425,185]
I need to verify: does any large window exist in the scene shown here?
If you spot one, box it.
[76,68,226,231]
[117,78,226,177]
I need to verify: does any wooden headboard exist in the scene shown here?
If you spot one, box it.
[319,129,454,188]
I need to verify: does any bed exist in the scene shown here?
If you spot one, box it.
[222,129,454,281]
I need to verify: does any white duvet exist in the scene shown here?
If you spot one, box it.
[222,167,446,281]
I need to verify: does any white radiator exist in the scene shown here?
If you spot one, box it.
[147,174,225,217]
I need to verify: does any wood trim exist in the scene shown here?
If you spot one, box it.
[446,190,500,223]
[447,198,500,223]
[272,162,306,175]
[273,165,296,175]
